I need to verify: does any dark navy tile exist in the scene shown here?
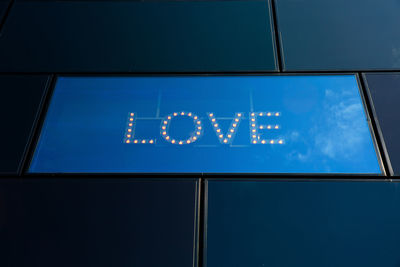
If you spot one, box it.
[0,75,49,175]
[0,178,198,267]
[0,1,8,22]
[364,73,400,175]
[276,0,400,71]
[0,0,277,72]
[206,180,400,267]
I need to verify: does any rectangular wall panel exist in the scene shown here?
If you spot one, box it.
[276,0,400,71]
[206,180,400,267]
[0,178,199,267]
[0,0,277,72]
[0,75,50,174]
[364,73,400,175]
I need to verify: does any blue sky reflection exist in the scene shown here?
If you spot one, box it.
[29,75,382,174]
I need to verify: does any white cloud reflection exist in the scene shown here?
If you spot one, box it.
[314,88,368,160]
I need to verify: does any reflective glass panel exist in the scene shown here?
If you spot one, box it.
[0,75,49,174]
[364,73,400,175]
[0,1,7,22]
[206,180,400,267]
[30,75,381,174]
[0,178,198,267]
[276,0,400,71]
[0,0,277,72]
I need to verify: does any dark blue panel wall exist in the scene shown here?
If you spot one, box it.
[276,0,400,71]
[364,73,400,176]
[206,180,400,267]
[0,179,198,267]
[0,75,50,175]
[0,1,8,22]
[0,0,277,72]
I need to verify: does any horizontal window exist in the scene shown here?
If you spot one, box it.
[30,75,381,174]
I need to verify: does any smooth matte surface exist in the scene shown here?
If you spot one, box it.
[0,1,7,22]
[0,75,49,174]
[206,180,400,267]
[276,0,400,71]
[30,75,380,174]
[0,179,198,267]
[0,0,277,72]
[364,73,400,175]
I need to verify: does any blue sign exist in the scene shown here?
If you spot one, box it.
[29,75,382,174]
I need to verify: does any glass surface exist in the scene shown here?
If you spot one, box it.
[206,180,400,267]
[0,179,198,267]
[0,75,49,174]
[364,73,400,175]
[30,75,381,174]
[0,0,277,72]
[0,1,7,22]
[276,0,400,71]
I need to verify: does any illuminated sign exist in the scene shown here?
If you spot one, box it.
[29,75,382,174]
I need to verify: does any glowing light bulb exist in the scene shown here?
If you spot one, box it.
[275,125,279,129]
[197,126,202,130]
[167,116,171,120]
[253,140,257,144]
[197,132,201,135]
[126,140,130,143]
[260,126,264,129]
[252,129,256,133]
[130,113,134,116]
[129,118,133,121]
[134,140,138,144]
[197,121,201,125]
[251,113,255,116]
[163,121,168,125]
[162,126,166,130]
[227,134,232,138]
[212,118,216,122]
[252,124,256,127]
[252,135,256,138]
[129,123,133,127]
[181,112,185,115]
[261,140,266,144]
[275,112,280,116]
[235,118,239,122]
[188,113,192,116]
[278,140,283,144]
[238,113,242,117]
[216,129,221,133]
[142,140,146,144]
[173,113,177,116]
[171,140,176,144]
[223,139,228,143]
[166,136,170,140]
[233,123,237,127]
[193,137,197,140]
[127,134,131,138]
[270,140,274,144]
[209,113,214,117]
[186,140,191,144]
[251,118,255,122]
[230,129,234,133]
[194,116,198,120]
[267,125,271,129]
[259,112,263,116]
[128,129,132,132]
[149,140,154,144]
[162,132,166,135]
[219,134,223,138]
[214,124,218,127]
[267,112,271,116]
